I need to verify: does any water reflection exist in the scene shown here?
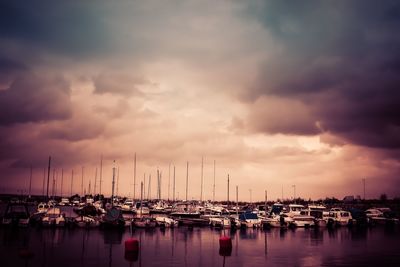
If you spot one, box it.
[309,228,324,246]
[0,226,399,267]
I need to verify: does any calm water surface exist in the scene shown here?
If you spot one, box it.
[1,225,399,267]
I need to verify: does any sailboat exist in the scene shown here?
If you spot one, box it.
[132,181,156,228]
[99,163,125,228]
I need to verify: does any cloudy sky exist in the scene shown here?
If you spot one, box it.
[1,0,400,201]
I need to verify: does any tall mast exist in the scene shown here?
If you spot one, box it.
[28,165,32,198]
[70,170,74,196]
[173,165,176,201]
[81,166,84,197]
[157,169,160,200]
[99,155,103,196]
[116,167,120,197]
[158,169,162,200]
[111,161,116,207]
[133,153,136,200]
[94,167,98,195]
[46,156,51,200]
[60,168,64,197]
[147,174,151,200]
[168,163,171,201]
[213,160,216,204]
[265,190,268,215]
[227,174,230,207]
[185,162,189,201]
[200,157,203,202]
[236,185,239,217]
[140,181,143,215]
[363,178,366,200]
[292,184,296,201]
[143,173,146,200]
[42,167,46,196]
[52,169,56,199]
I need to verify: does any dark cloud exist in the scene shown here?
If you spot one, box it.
[243,96,320,135]
[0,1,111,58]
[0,57,27,86]
[242,0,400,149]
[0,71,72,125]
[41,118,105,142]
[0,121,104,169]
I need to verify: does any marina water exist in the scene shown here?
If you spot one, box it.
[1,222,399,267]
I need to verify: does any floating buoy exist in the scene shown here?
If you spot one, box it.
[125,238,139,252]
[219,246,232,257]
[124,251,139,262]
[219,236,232,249]
[18,249,34,260]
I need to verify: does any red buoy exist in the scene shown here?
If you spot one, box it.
[219,236,232,248]
[125,238,139,252]
[219,246,232,257]
[18,249,34,260]
[125,251,139,262]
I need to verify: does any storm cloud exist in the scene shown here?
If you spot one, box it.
[242,0,400,149]
[0,0,399,199]
[0,0,111,58]
[0,71,72,125]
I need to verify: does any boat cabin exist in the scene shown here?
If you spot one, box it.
[270,203,284,215]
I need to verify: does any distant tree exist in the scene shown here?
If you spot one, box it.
[380,193,388,202]
[295,197,306,205]
[324,197,340,205]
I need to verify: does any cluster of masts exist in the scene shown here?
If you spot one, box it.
[26,155,241,203]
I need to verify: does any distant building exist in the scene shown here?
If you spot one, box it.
[343,195,355,203]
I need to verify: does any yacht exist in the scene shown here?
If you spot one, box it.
[37,202,52,213]
[290,213,315,228]
[170,201,201,218]
[93,201,106,214]
[59,198,70,206]
[209,217,232,228]
[75,215,99,228]
[366,208,399,226]
[41,208,65,227]
[151,201,168,214]
[262,214,293,228]
[239,211,262,228]
[121,199,134,213]
[365,208,384,218]
[328,209,354,227]
[270,203,285,215]
[155,216,179,228]
[261,203,288,228]
[134,202,150,215]
[72,198,80,207]
[2,202,30,227]
[286,204,305,217]
[100,206,125,228]
[132,216,156,228]
[280,204,314,228]
[86,196,94,204]
[309,209,327,227]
